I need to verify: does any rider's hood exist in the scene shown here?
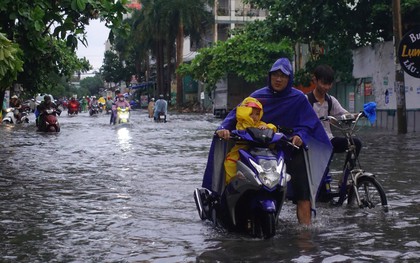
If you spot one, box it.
[268,58,294,95]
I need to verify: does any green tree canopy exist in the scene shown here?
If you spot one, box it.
[115,0,213,105]
[243,0,420,85]
[80,75,105,96]
[0,0,128,96]
[101,50,125,85]
[177,21,293,91]
[0,32,23,90]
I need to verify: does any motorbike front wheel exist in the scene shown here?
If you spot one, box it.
[347,176,388,212]
[259,212,276,239]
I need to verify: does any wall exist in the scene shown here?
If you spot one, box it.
[352,41,420,132]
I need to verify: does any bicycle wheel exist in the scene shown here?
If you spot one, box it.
[348,176,388,212]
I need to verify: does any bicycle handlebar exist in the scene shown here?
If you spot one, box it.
[320,111,366,136]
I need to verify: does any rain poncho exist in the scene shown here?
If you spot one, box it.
[224,97,276,184]
[154,98,168,117]
[202,58,332,211]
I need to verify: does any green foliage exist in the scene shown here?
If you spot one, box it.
[100,50,127,85]
[178,24,293,91]
[54,39,92,78]
[36,72,69,99]
[243,0,420,86]
[80,75,105,95]
[0,32,23,91]
[115,0,213,103]
[0,0,128,95]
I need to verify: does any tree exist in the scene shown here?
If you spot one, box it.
[80,75,105,95]
[161,0,213,108]
[0,0,128,101]
[0,32,23,110]
[124,0,212,106]
[0,33,23,90]
[101,50,125,85]
[243,0,420,85]
[178,22,293,92]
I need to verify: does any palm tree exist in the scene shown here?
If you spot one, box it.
[132,0,168,97]
[162,0,213,108]
[121,0,212,105]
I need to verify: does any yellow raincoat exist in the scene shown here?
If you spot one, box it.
[224,97,277,184]
[98,97,106,110]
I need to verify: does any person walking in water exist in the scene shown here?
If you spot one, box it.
[148,98,155,118]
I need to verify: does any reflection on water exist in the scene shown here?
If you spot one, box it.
[116,126,132,152]
[0,111,419,262]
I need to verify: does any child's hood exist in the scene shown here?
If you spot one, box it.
[236,97,264,129]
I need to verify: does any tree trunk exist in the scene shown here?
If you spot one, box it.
[0,90,5,120]
[156,39,165,97]
[166,38,173,103]
[176,22,184,109]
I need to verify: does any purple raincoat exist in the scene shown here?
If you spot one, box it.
[202,58,332,209]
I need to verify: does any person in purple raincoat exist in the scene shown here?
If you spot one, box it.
[202,58,332,225]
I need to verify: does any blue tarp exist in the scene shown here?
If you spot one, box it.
[131,82,155,90]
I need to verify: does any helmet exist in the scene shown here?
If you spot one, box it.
[159,94,164,98]
[11,95,18,99]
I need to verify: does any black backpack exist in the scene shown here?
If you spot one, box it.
[306,91,332,116]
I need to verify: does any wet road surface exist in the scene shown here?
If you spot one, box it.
[1,110,419,262]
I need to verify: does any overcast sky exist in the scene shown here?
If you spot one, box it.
[76,19,110,72]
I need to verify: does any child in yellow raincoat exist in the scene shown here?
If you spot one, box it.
[224,97,277,185]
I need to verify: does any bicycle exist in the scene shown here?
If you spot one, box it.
[317,112,389,212]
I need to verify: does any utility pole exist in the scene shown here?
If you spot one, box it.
[392,0,407,134]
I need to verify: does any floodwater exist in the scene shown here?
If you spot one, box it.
[0,110,419,262]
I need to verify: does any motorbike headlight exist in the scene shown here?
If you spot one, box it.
[250,159,281,189]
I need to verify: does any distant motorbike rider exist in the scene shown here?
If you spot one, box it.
[153,94,167,122]
[111,94,130,124]
[68,97,80,110]
[106,96,113,113]
[89,96,99,108]
[89,96,100,115]
[9,95,23,121]
[81,96,88,112]
[36,95,61,127]
[110,90,121,124]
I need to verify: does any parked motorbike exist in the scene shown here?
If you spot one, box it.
[89,104,100,116]
[37,108,61,132]
[115,107,130,124]
[194,128,293,239]
[67,101,79,116]
[1,107,30,124]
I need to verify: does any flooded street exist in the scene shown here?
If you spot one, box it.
[1,110,419,262]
